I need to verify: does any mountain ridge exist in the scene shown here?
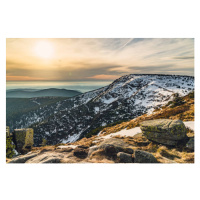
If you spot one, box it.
[6,74,194,146]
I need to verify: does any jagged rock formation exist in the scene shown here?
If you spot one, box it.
[6,74,194,146]
[8,138,157,164]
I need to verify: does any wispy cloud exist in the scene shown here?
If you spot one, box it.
[6,38,194,81]
[172,56,194,59]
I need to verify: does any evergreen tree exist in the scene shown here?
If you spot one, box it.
[6,136,15,158]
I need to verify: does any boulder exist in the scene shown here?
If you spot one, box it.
[104,144,118,156]
[73,147,89,159]
[123,148,134,154]
[140,119,187,145]
[134,150,158,163]
[90,138,134,158]
[99,138,130,152]
[117,152,133,163]
[186,137,194,151]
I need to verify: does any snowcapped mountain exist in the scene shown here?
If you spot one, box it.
[7,74,194,146]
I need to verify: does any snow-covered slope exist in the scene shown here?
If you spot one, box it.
[7,74,194,146]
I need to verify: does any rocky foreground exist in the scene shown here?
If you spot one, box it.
[8,119,194,164]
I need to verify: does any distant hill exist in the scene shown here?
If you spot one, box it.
[6,88,82,98]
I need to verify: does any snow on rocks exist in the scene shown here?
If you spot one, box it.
[97,121,194,141]
[184,121,194,131]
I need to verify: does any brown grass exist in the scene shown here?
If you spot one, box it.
[101,93,194,136]
[113,134,194,163]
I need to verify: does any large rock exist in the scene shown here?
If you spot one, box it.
[134,150,158,163]
[117,152,133,163]
[89,138,134,160]
[140,119,187,145]
[99,138,131,153]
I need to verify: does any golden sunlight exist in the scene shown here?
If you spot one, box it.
[33,41,54,59]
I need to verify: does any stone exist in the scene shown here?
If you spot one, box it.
[104,144,118,156]
[99,138,130,152]
[92,138,134,158]
[117,152,133,163]
[123,148,134,154]
[8,152,38,163]
[134,150,158,163]
[186,137,194,151]
[140,119,187,145]
[73,147,88,158]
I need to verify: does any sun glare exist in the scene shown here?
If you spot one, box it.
[34,41,54,59]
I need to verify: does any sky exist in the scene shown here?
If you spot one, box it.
[6,38,194,81]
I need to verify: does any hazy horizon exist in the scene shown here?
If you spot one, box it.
[6,80,112,93]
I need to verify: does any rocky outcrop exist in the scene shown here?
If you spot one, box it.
[9,152,39,163]
[26,153,63,163]
[140,119,187,145]
[134,150,158,163]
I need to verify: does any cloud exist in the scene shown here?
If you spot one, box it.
[6,38,194,81]
[6,76,47,81]
[172,56,194,59]
[87,74,121,80]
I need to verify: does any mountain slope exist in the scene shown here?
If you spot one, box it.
[6,74,194,146]
[6,88,82,98]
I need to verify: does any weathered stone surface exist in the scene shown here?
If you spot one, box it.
[8,152,38,163]
[99,138,129,148]
[123,148,134,154]
[99,138,131,152]
[134,150,158,163]
[55,146,74,152]
[90,138,134,158]
[88,146,99,157]
[117,152,133,163]
[73,147,89,158]
[186,137,194,151]
[104,144,118,156]
[140,119,187,145]
[26,153,63,163]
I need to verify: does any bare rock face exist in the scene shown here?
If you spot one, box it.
[25,152,64,163]
[8,152,39,163]
[140,119,187,145]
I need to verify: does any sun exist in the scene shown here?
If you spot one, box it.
[34,41,54,59]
